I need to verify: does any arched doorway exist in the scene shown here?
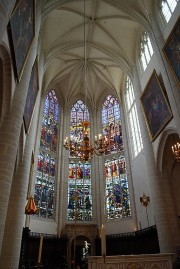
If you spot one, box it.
[71,235,90,269]
[161,133,180,225]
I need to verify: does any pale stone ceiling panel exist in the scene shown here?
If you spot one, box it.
[41,0,153,105]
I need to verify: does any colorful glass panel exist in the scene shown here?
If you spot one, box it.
[67,161,92,221]
[40,90,59,153]
[70,100,89,155]
[105,157,131,220]
[67,100,92,221]
[34,90,59,219]
[35,151,56,219]
[102,95,123,155]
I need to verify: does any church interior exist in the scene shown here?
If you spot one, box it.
[0,0,180,268]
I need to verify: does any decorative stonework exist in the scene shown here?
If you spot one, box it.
[62,224,98,239]
[88,254,173,269]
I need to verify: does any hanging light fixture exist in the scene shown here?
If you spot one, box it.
[172,142,180,162]
[25,195,38,215]
[63,0,108,162]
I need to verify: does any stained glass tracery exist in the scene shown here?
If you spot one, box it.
[67,160,92,221]
[34,90,59,219]
[40,91,59,152]
[67,100,92,221]
[69,100,90,157]
[102,95,123,154]
[105,157,131,220]
[102,95,131,220]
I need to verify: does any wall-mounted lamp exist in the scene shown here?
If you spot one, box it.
[140,193,150,227]
[172,142,180,162]
[140,193,150,207]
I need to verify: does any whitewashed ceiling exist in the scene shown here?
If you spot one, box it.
[41,0,154,106]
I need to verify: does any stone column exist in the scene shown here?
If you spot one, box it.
[94,105,105,229]
[0,1,16,44]
[0,1,41,259]
[133,64,180,253]
[0,104,39,268]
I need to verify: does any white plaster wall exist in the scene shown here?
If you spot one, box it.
[29,217,58,234]
[105,218,135,234]
[130,151,155,230]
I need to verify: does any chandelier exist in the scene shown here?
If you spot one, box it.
[64,120,108,161]
[63,0,108,162]
[172,142,180,162]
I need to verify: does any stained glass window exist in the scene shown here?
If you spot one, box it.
[67,100,92,221]
[105,157,131,220]
[69,100,89,157]
[67,160,92,221]
[102,95,123,155]
[102,95,131,220]
[34,90,59,219]
[40,91,59,153]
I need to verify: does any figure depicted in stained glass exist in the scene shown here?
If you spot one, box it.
[119,156,126,174]
[76,164,83,179]
[102,95,131,220]
[102,95,123,155]
[34,90,59,219]
[37,154,43,172]
[115,124,123,151]
[50,158,55,177]
[105,163,109,178]
[112,161,117,177]
[67,100,92,221]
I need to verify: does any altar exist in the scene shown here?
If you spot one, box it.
[88,253,174,269]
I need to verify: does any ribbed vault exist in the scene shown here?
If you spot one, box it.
[40,0,154,105]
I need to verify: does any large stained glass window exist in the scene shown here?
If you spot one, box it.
[68,160,92,221]
[102,95,123,155]
[102,95,131,220]
[67,100,92,221]
[105,157,131,220]
[69,100,90,157]
[34,90,59,219]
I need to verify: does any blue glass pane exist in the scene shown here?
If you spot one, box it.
[67,160,92,221]
[69,100,89,158]
[105,157,131,220]
[40,90,59,153]
[34,90,59,219]
[102,95,123,155]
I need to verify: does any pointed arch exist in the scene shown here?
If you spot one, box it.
[102,95,131,220]
[34,90,60,219]
[67,99,92,221]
